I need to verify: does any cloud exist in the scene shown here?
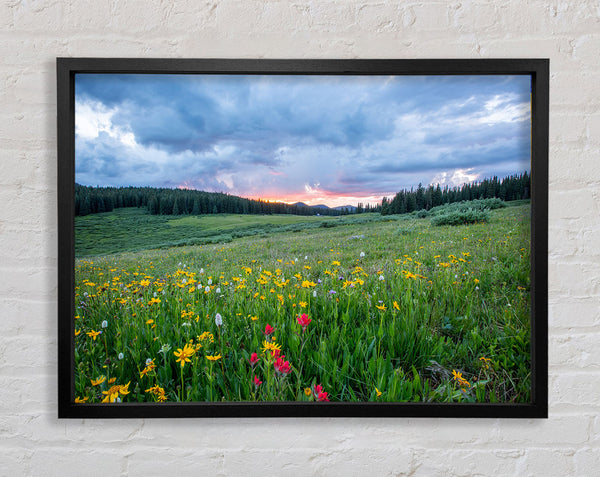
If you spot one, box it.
[75,74,531,205]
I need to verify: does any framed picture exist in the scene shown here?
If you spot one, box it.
[57,58,548,418]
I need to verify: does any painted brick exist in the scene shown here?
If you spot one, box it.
[0,0,599,475]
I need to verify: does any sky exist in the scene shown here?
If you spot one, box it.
[75,73,531,208]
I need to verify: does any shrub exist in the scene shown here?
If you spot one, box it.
[430,208,490,226]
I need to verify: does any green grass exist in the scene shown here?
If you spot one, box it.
[74,203,531,404]
[76,208,338,256]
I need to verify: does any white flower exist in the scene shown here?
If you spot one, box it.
[215,313,223,326]
[205,286,210,293]
[178,262,182,266]
[379,275,385,281]
[305,256,308,260]
[313,290,317,298]
[83,292,89,297]
[360,252,365,258]
[197,284,202,290]
[159,343,171,354]
[216,287,221,294]
[200,268,205,274]
[475,286,479,291]
[182,278,187,284]
[182,322,191,327]
[116,397,121,403]
[101,320,108,328]
[208,278,213,285]
[153,292,157,298]
[118,352,124,360]
[145,358,153,365]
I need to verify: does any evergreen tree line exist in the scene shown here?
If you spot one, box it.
[74,185,344,217]
[380,172,530,215]
[75,171,529,218]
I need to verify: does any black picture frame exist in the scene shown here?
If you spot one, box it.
[57,58,548,418]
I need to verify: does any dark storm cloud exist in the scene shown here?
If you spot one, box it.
[75,73,531,205]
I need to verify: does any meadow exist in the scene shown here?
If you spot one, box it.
[74,201,531,404]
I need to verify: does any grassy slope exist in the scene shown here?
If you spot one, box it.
[75,204,531,403]
[76,208,338,256]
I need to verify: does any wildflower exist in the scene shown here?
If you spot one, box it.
[297,313,312,331]
[313,384,329,401]
[329,290,336,295]
[375,304,387,312]
[206,354,222,361]
[158,343,172,354]
[86,330,101,340]
[378,275,385,281]
[146,319,154,325]
[215,313,223,327]
[101,320,108,328]
[118,352,124,360]
[360,252,365,258]
[91,376,106,386]
[274,355,292,375]
[173,343,196,368]
[75,396,89,403]
[249,352,259,366]
[304,388,312,397]
[313,290,317,298]
[452,369,471,391]
[375,387,382,398]
[299,301,307,308]
[101,381,130,403]
[264,324,275,336]
[332,260,341,266]
[261,340,282,355]
[216,287,221,294]
[393,301,400,310]
[74,329,81,336]
[140,359,156,378]
[205,286,210,293]
[253,375,263,387]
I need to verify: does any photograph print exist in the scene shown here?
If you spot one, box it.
[71,67,535,409]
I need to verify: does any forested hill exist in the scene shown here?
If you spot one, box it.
[75,185,346,217]
[381,172,530,215]
[75,171,529,217]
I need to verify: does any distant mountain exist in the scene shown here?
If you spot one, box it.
[334,205,357,211]
[292,202,357,212]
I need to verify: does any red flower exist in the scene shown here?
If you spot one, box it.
[317,391,329,401]
[253,375,262,387]
[274,355,291,375]
[297,313,312,331]
[271,348,281,359]
[249,352,259,366]
[264,324,275,336]
[313,384,329,401]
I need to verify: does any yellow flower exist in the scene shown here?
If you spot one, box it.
[261,340,282,354]
[74,329,81,336]
[206,354,222,361]
[375,304,387,311]
[86,330,101,340]
[173,343,196,368]
[146,319,154,325]
[304,388,312,396]
[299,301,307,308]
[139,279,150,287]
[91,375,106,386]
[75,396,89,403]
[332,261,341,266]
[101,382,130,403]
[375,387,382,398]
[452,369,471,391]
[108,377,116,384]
[393,301,400,310]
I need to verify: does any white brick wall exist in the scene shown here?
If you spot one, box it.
[1,1,598,475]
